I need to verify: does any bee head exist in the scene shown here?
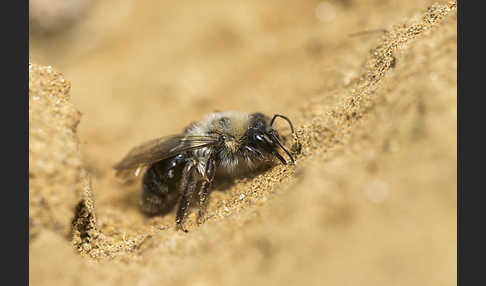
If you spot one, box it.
[244,113,295,165]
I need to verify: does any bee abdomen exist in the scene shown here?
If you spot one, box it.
[140,155,187,215]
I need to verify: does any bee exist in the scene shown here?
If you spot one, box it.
[114,111,297,232]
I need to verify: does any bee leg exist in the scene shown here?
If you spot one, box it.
[175,160,197,232]
[197,157,216,225]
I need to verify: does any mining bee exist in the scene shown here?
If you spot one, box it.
[114,111,297,231]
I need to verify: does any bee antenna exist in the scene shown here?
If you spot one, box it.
[270,133,295,165]
[270,114,295,134]
[269,114,296,164]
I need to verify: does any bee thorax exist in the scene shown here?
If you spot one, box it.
[224,140,239,152]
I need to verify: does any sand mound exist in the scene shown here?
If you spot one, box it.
[29,1,457,285]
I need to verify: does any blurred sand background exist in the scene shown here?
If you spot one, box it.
[29,0,457,285]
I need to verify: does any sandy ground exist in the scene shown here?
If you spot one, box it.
[29,1,457,285]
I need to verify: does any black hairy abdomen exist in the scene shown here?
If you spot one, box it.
[140,154,187,215]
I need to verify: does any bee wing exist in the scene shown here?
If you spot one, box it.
[113,134,219,178]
